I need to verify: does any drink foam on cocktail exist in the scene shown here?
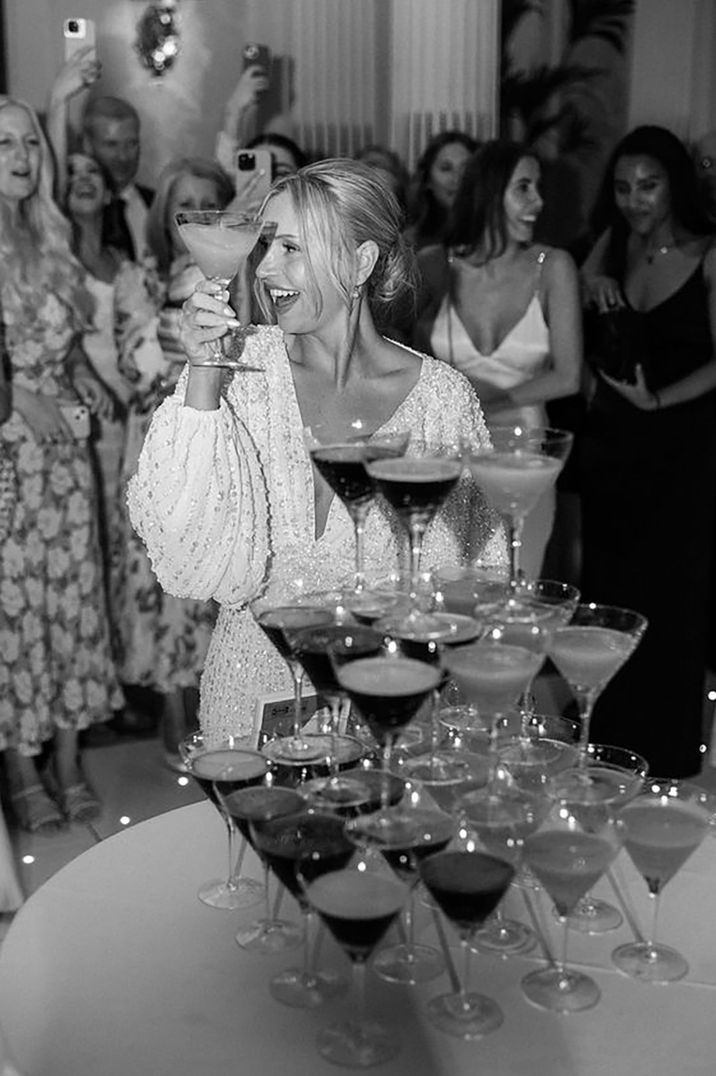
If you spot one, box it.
[192,749,265,782]
[368,458,462,483]
[178,223,261,281]
[338,656,441,696]
[468,452,562,516]
[550,626,634,691]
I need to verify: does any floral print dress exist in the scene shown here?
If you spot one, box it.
[110,255,217,693]
[0,286,122,756]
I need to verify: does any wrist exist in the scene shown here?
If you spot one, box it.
[651,388,661,410]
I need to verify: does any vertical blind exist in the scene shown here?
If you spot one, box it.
[244,0,499,169]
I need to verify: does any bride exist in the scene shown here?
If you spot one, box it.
[128,160,505,743]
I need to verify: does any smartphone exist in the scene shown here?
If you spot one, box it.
[242,42,271,74]
[63,17,96,62]
[236,148,273,202]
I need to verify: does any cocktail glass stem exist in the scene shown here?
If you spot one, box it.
[408,521,428,605]
[457,936,474,1015]
[349,503,370,592]
[205,275,231,361]
[226,821,245,892]
[574,690,598,759]
[506,514,524,590]
[644,890,663,963]
[553,917,574,990]
[289,662,308,750]
[381,734,397,810]
[353,958,368,1030]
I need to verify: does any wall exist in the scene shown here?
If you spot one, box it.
[628,0,715,142]
[5,0,253,186]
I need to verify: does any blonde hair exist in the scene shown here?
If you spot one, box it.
[0,97,91,325]
[146,156,235,275]
[260,159,417,328]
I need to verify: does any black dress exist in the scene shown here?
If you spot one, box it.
[579,261,716,778]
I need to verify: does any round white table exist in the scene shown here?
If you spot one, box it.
[2,801,716,1075]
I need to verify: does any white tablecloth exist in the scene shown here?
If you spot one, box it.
[1,801,716,1076]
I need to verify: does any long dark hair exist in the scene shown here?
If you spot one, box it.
[446,139,539,260]
[591,125,714,276]
[407,130,479,247]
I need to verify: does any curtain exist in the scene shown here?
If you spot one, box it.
[244,0,499,168]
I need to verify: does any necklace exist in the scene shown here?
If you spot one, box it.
[645,244,673,265]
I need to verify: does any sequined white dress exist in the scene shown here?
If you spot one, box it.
[128,326,504,743]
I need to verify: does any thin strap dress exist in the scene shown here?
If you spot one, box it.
[581,257,716,777]
[430,250,554,578]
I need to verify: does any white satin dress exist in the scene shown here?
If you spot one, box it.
[128,326,506,744]
[430,253,554,579]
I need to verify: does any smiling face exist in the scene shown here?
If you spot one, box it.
[0,104,41,207]
[66,152,108,219]
[428,141,472,210]
[85,116,140,192]
[613,154,672,237]
[503,156,543,244]
[169,173,224,255]
[256,189,344,334]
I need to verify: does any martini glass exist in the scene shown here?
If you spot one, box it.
[250,810,354,1008]
[521,777,623,1012]
[175,209,267,367]
[612,780,716,982]
[304,421,410,593]
[334,651,442,835]
[290,623,383,809]
[458,770,551,955]
[347,799,455,984]
[443,640,544,782]
[420,851,515,1038]
[548,603,648,758]
[366,445,464,634]
[435,564,509,619]
[466,426,573,589]
[179,732,267,910]
[251,595,335,764]
[377,612,479,786]
[304,864,410,1067]
[560,744,648,934]
[217,783,306,953]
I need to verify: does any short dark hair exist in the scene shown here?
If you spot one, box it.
[446,139,538,258]
[82,96,140,135]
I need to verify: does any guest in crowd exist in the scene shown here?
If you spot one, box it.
[404,129,478,251]
[0,97,121,830]
[414,140,582,578]
[128,160,504,744]
[82,96,153,262]
[64,150,131,559]
[580,124,716,777]
[112,157,232,766]
[355,144,409,208]
[46,51,152,262]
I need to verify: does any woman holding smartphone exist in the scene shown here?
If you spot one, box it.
[0,97,120,830]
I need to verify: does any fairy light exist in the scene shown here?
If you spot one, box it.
[119,815,131,826]
[177,775,190,787]
[22,854,35,865]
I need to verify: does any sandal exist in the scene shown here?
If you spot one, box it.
[58,781,102,823]
[10,783,65,834]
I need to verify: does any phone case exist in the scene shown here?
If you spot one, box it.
[236,148,273,202]
[63,18,96,62]
[60,404,91,440]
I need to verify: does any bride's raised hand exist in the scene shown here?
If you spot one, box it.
[179,279,241,366]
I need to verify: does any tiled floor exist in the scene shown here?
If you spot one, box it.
[3,673,716,949]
